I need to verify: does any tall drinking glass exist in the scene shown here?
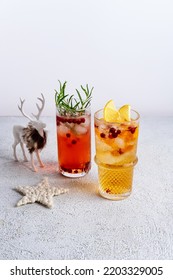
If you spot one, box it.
[94,109,140,200]
[56,107,91,177]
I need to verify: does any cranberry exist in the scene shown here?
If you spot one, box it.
[56,116,61,125]
[81,118,85,123]
[76,119,82,125]
[100,133,106,138]
[109,131,118,138]
[109,127,121,135]
[67,169,72,173]
[67,118,72,123]
[57,116,70,123]
[62,167,67,172]
[128,126,136,134]
[61,117,66,123]
[109,127,116,133]
[113,132,118,138]
[108,133,113,139]
[84,162,91,172]
[74,170,78,173]
[106,189,111,193]
[56,116,61,121]
[118,148,123,154]
[71,139,77,144]
[66,133,71,138]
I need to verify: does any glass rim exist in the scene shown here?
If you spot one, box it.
[56,105,91,116]
[94,108,140,124]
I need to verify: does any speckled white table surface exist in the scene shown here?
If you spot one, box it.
[0,116,173,260]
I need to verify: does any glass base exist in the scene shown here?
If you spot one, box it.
[95,156,137,201]
[59,167,90,178]
[98,188,131,200]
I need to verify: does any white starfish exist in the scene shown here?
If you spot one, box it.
[16,177,68,208]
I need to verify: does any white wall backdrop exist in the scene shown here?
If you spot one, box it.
[0,0,173,116]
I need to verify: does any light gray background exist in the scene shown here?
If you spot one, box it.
[0,0,173,116]
[0,0,173,261]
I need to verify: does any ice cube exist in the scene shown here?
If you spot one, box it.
[114,138,125,149]
[96,135,113,152]
[57,123,70,135]
[67,123,75,129]
[99,124,107,131]
[73,124,87,135]
[97,152,117,165]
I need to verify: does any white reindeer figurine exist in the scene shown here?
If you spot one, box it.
[12,94,47,172]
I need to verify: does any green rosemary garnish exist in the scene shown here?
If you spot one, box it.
[55,81,93,115]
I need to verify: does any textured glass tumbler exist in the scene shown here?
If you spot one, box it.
[95,157,138,200]
[94,109,140,200]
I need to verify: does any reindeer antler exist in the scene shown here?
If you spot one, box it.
[32,93,45,120]
[18,98,33,121]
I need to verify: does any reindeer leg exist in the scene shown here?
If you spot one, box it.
[35,149,44,168]
[12,141,19,161]
[30,153,37,172]
[20,141,28,162]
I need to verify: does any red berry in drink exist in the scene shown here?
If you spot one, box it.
[62,167,67,172]
[67,169,72,173]
[61,117,65,123]
[100,133,106,138]
[112,132,118,138]
[56,116,61,125]
[106,189,111,193]
[81,118,85,123]
[56,118,61,126]
[67,119,72,123]
[118,148,123,154]
[71,139,77,144]
[84,161,91,172]
[66,133,71,138]
[108,133,113,139]
[128,126,136,134]
[109,127,116,133]
[76,119,81,125]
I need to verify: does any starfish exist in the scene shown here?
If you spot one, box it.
[15,177,68,208]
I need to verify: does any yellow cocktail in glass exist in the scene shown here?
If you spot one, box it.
[94,102,140,200]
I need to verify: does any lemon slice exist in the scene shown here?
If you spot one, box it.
[103,100,121,122]
[119,104,131,121]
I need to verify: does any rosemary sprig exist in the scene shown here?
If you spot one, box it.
[55,81,93,115]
